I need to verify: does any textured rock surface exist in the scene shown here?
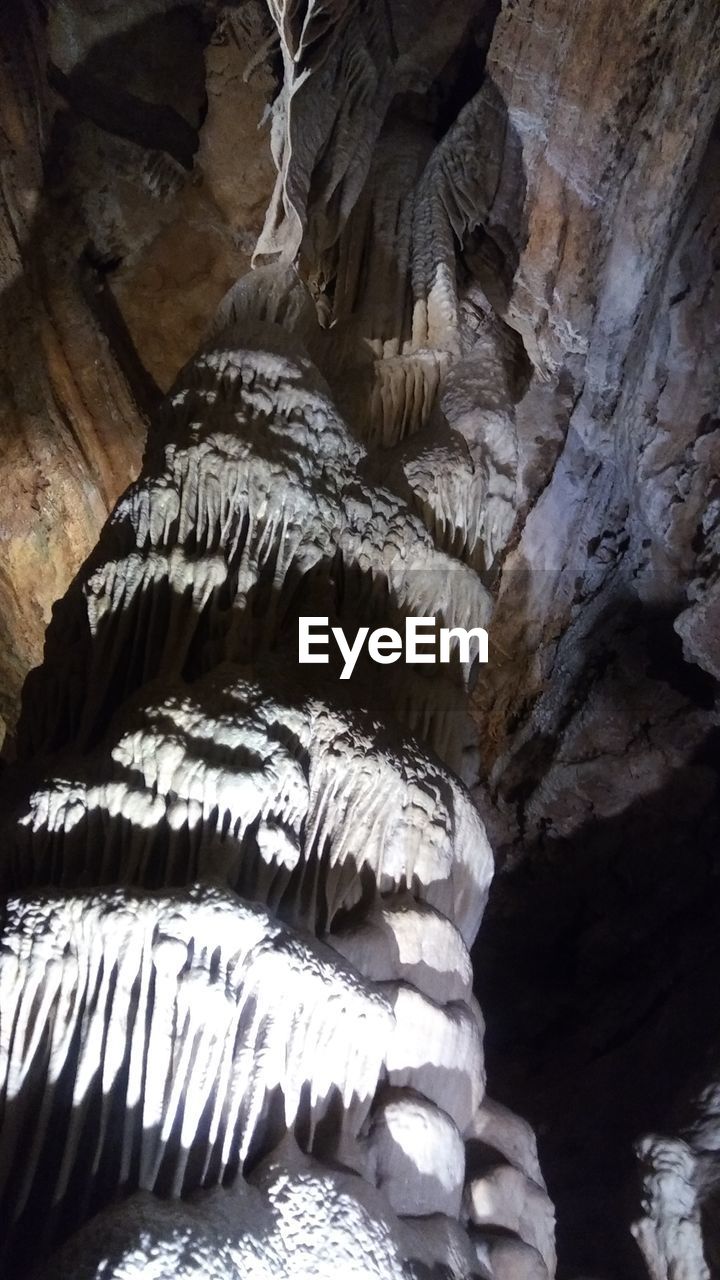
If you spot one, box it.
[0,285,546,1275]
[0,2,558,1275]
[0,0,277,743]
[470,2,720,1276]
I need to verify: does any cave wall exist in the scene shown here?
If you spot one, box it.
[469,2,720,1274]
[0,0,278,743]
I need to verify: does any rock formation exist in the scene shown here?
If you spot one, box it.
[0,1,557,1276]
[0,0,718,1277]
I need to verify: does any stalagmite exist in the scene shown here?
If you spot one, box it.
[0,2,556,1277]
[631,1136,710,1280]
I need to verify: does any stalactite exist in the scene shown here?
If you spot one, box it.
[0,2,556,1277]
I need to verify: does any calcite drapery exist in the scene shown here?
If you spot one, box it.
[0,1,555,1277]
[0,271,553,1279]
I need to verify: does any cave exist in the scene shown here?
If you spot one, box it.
[0,1,718,1277]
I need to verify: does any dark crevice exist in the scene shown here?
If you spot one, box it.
[78,256,163,423]
[432,0,502,139]
[48,63,200,170]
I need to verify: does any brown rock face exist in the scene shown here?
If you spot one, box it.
[0,0,141,742]
[0,0,277,744]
